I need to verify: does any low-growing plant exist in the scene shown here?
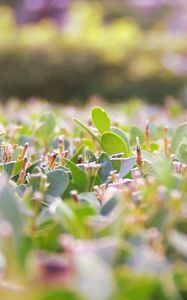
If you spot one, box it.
[0,102,187,300]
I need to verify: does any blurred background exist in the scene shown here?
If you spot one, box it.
[0,0,187,104]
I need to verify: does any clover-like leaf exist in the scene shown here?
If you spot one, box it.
[46,169,69,197]
[91,106,110,133]
[101,132,128,156]
[111,127,130,153]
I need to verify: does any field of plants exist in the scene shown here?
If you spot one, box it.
[0,99,187,300]
[1,1,187,103]
[1,1,187,299]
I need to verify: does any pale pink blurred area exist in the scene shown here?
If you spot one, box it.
[17,0,71,26]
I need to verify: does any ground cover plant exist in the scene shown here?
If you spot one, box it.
[0,99,187,300]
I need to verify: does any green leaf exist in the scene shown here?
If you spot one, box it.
[12,159,24,176]
[28,172,41,192]
[85,148,97,162]
[91,106,110,133]
[118,157,136,178]
[12,146,22,160]
[140,159,153,174]
[71,144,85,163]
[147,205,170,231]
[63,180,77,199]
[142,142,159,152]
[79,192,101,211]
[64,159,88,193]
[178,143,187,163]
[111,127,130,152]
[42,290,82,300]
[101,132,128,156]
[16,184,27,197]
[171,123,187,153]
[53,199,79,236]
[100,197,118,216]
[11,159,40,183]
[115,270,157,300]
[110,158,121,172]
[142,150,154,163]
[0,176,22,238]
[46,169,69,197]
[3,161,15,176]
[26,159,42,174]
[17,235,32,269]
[35,111,56,143]
[74,205,96,222]
[98,152,112,182]
[73,117,101,143]
[153,157,173,188]
[130,126,145,145]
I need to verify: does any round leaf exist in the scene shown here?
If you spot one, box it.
[47,169,69,197]
[111,126,130,152]
[91,106,110,133]
[101,132,128,156]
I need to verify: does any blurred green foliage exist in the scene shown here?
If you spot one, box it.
[0,2,187,103]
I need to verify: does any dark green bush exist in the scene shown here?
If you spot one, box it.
[0,48,186,103]
[0,4,187,103]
